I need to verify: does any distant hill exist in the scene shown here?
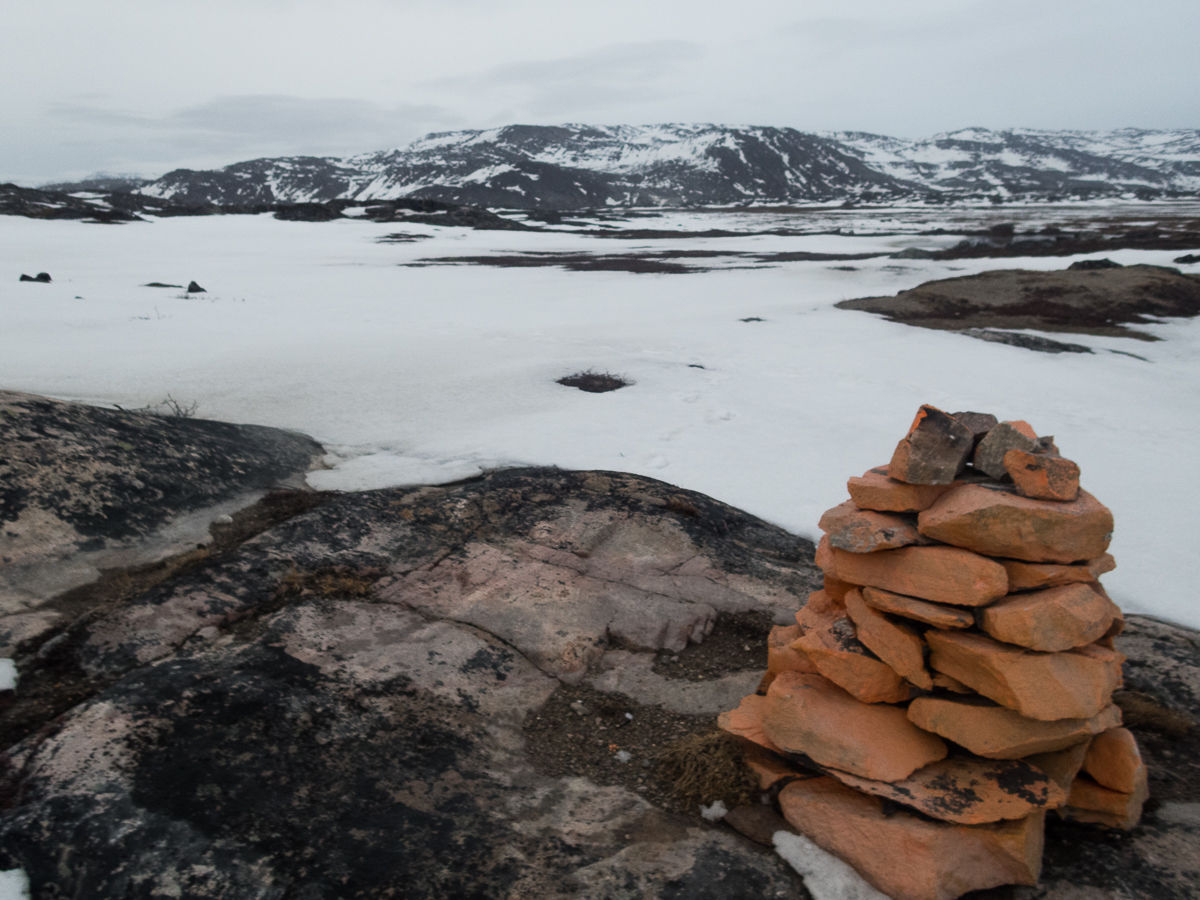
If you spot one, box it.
[39,175,153,194]
[42,125,1200,209]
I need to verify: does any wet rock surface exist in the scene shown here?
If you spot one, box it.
[0,391,324,627]
[0,400,1196,898]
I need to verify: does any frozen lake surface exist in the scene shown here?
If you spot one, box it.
[2,206,1198,627]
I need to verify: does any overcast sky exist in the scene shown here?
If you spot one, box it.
[4,0,1198,184]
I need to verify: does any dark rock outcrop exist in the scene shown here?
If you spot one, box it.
[837,264,1200,342]
[0,391,323,644]
[0,184,139,223]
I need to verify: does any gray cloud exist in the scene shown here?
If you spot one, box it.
[427,41,704,117]
[23,95,461,181]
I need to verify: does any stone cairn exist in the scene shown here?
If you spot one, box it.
[719,405,1147,900]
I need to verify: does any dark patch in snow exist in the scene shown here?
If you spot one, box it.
[557,371,631,393]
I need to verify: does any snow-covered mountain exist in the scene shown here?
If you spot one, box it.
[138,124,910,208]
[831,128,1200,199]
[133,124,1200,209]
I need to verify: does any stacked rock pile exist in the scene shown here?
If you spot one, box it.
[719,405,1147,900]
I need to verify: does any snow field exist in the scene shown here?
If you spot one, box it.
[1,212,1198,627]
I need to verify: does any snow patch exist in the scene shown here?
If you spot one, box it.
[0,659,16,692]
[0,870,30,900]
[773,832,891,900]
[699,800,728,821]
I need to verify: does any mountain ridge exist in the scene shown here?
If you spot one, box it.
[59,124,1200,209]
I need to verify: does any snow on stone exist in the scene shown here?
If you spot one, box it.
[773,832,890,900]
[0,870,29,900]
[699,800,728,822]
[0,659,15,692]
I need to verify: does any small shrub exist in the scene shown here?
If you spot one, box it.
[665,496,700,517]
[654,730,760,809]
[557,370,631,393]
[134,394,199,418]
[273,565,385,600]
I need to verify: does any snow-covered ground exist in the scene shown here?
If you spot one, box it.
[2,210,1198,628]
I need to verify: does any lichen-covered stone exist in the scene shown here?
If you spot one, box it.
[1000,553,1115,591]
[844,589,932,690]
[888,405,976,485]
[918,484,1114,564]
[823,755,1067,825]
[823,543,1009,607]
[979,582,1117,652]
[973,420,1039,479]
[762,672,946,781]
[778,777,1045,900]
[1004,448,1081,502]
[926,631,1122,721]
[908,695,1122,758]
[847,466,957,513]
[861,585,976,629]
[818,501,926,553]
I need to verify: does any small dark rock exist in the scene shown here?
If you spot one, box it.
[1068,259,1123,270]
[19,273,51,283]
[889,248,938,259]
[186,281,205,293]
[142,282,183,288]
[272,203,342,222]
[739,317,765,323]
[1174,254,1200,264]
[959,329,1094,355]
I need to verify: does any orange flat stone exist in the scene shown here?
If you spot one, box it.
[768,624,819,677]
[814,534,837,575]
[979,583,1117,652]
[907,695,1122,758]
[847,466,957,513]
[933,672,974,693]
[845,589,932,690]
[793,612,912,703]
[862,586,976,629]
[741,741,804,790]
[825,754,1067,824]
[778,777,1045,900]
[818,500,927,553]
[796,590,844,630]
[1001,554,1116,591]
[822,573,857,603]
[918,484,1114,564]
[1083,727,1145,794]
[926,631,1122,721]
[1004,449,1081,502]
[828,544,1009,607]
[888,404,976,485]
[1024,740,1092,793]
[762,672,947,782]
[1059,768,1148,830]
[717,693,783,753]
